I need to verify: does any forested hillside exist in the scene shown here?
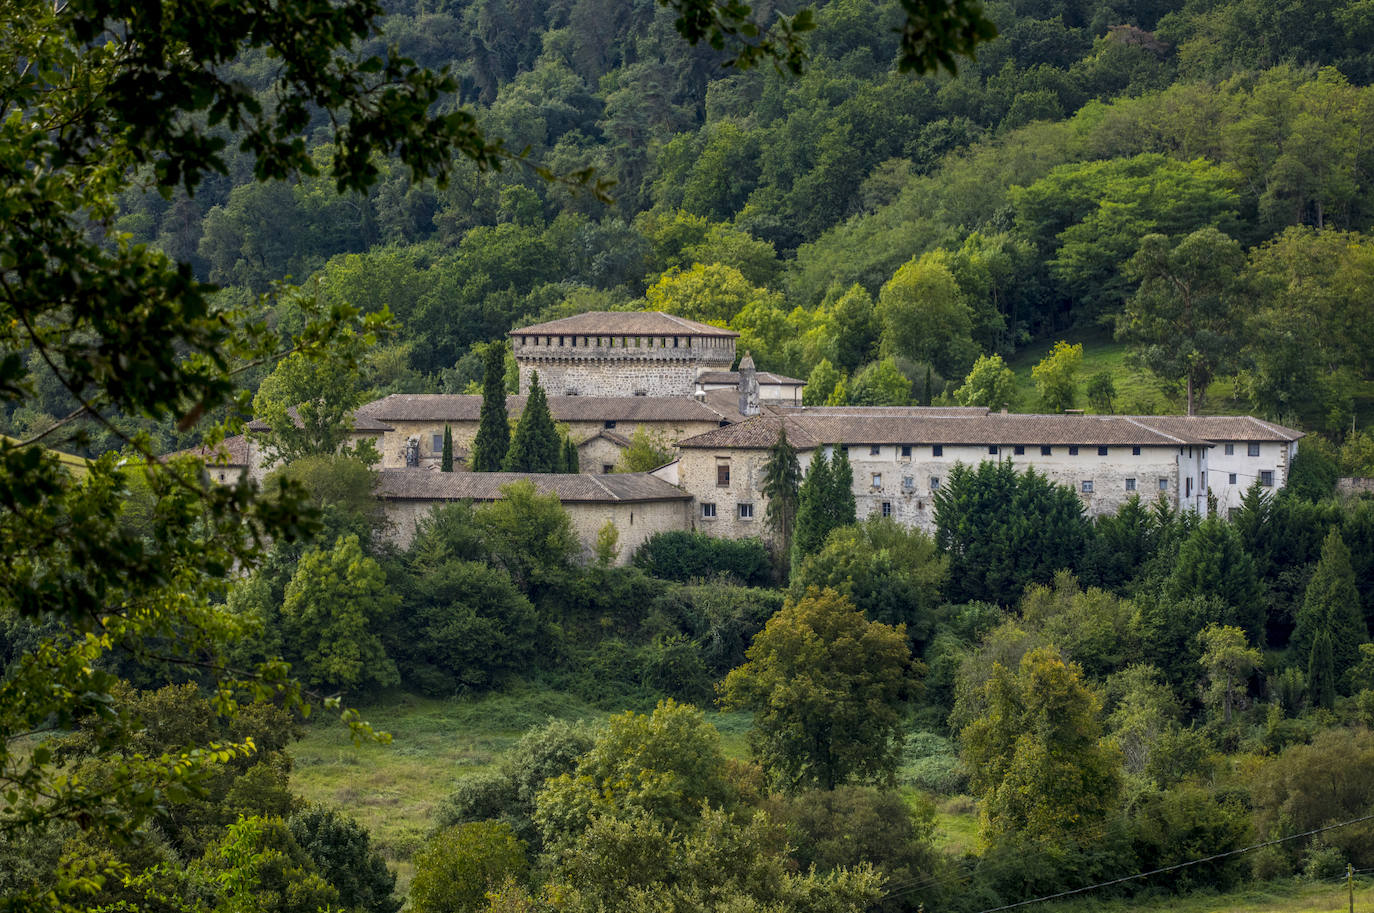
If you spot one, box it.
[8,0,1374,465]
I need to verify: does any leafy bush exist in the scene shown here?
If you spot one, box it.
[632,530,773,586]
[899,731,968,795]
[409,822,528,913]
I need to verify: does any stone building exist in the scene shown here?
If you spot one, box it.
[375,469,692,562]
[509,311,738,397]
[663,408,1301,541]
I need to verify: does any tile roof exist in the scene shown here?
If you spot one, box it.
[1119,415,1304,443]
[676,411,1227,450]
[697,371,806,385]
[375,469,691,503]
[167,434,253,466]
[510,311,738,338]
[358,393,738,424]
[245,408,393,433]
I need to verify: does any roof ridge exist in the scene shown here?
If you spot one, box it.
[587,473,619,500]
[1122,416,1188,444]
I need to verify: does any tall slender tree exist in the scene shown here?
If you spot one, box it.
[562,435,581,473]
[504,373,561,473]
[762,427,802,564]
[472,343,511,472]
[441,424,454,472]
[1293,529,1368,688]
[826,445,857,530]
[792,449,834,563]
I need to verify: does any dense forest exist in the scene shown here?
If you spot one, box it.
[6,1,1374,911]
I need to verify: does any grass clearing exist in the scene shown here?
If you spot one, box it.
[1040,876,1374,913]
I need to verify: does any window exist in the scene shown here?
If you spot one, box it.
[930,476,940,490]
[1068,446,1079,456]
[1014,445,1025,455]
[431,433,443,452]
[701,502,716,518]
[1229,472,1237,484]
[1159,478,1169,491]
[871,473,882,488]
[1098,446,1109,456]
[602,464,614,474]
[1041,446,1052,456]
[1248,442,1261,457]
[604,420,617,429]
[988,445,999,455]
[738,502,754,519]
[1225,443,1235,455]
[1125,478,1136,491]
[881,501,892,517]
[716,463,730,487]
[870,444,881,456]
[1186,477,1192,496]
[932,445,943,457]
[1260,470,1274,487]
[1082,480,1094,493]
[901,445,912,458]
[902,475,915,489]
[1132,446,1141,456]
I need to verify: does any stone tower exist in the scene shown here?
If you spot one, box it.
[509,312,737,397]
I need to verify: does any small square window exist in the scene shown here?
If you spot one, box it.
[1041,446,1052,456]
[738,502,754,519]
[602,464,613,474]
[1248,442,1261,457]
[701,502,716,518]
[871,473,882,488]
[932,445,943,457]
[431,433,444,452]
[870,444,881,456]
[1132,446,1141,456]
[1098,446,1109,456]
[1260,470,1274,487]
[1068,446,1079,456]
[902,475,915,489]
[988,445,999,455]
[1125,478,1136,491]
[717,464,730,487]
[930,476,940,490]
[901,445,912,458]
[1014,445,1025,455]
[1229,472,1237,484]
[1082,480,1094,493]
[1224,443,1235,455]
[1159,478,1169,491]
[881,501,892,517]
[604,420,617,429]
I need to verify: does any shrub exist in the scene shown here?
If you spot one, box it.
[409,822,528,913]
[633,530,772,586]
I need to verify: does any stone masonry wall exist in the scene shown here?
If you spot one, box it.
[519,361,701,398]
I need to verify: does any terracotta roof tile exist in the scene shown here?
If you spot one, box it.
[246,408,393,433]
[1122,415,1303,442]
[359,393,737,424]
[510,311,737,338]
[697,371,805,385]
[168,434,253,466]
[375,469,690,502]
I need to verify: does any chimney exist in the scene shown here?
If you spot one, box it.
[738,351,760,417]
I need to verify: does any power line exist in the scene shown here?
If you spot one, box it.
[969,813,1374,913]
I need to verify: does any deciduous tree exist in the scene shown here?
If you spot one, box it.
[954,354,1017,410]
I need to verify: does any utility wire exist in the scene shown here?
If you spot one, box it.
[967,812,1374,913]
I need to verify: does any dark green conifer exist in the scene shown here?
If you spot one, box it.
[441,424,454,472]
[826,445,857,530]
[793,447,834,563]
[762,427,802,564]
[471,343,510,472]
[562,435,580,473]
[504,372,560,472]
[1309,629,1336,710]
[1293,529,1368,690]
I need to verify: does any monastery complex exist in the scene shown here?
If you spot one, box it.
[213,312,1302,563]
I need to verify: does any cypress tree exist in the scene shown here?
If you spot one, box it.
[793,448,834,562]
[504,372,560,472]
[562,435,581,473]
[471,343,510,472]
[762,427,802,563]
[826,445,857,530]
[1293,529,1368,688]
[441,424,454,472]
[1308,629,1336,710]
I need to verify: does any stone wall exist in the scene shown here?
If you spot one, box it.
[380,496,691,564]
[519,361,702,398]
[1337,477,1374,499]
[513,332,735,396]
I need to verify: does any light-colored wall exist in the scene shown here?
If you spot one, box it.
[380,496,691,564]
[1207,439,1295,512]
[578,436,625,474]
[513,333,736,397]
[677,442,1212,540]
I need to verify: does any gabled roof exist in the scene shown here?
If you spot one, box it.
[375,469,690,503]
[358,393,737,424]
[246,408,393,434]
[510,311,737,338]
[696,371,806,386]
[676,411,1220,450]
[168,433,253,466]
[1120,415,1303,443]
